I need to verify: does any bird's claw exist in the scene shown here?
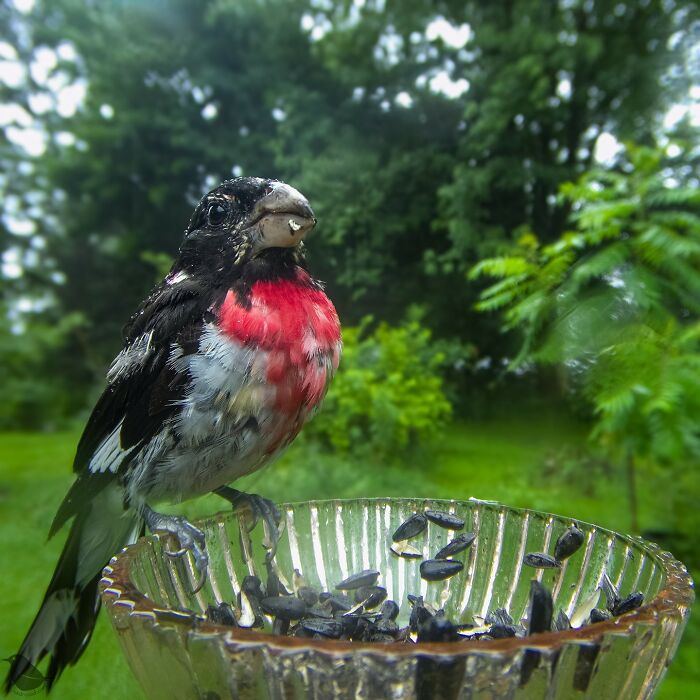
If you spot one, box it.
[215,488,282,561]
[143,507,208,593]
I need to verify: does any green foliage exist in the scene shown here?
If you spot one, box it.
[472,140,700,536]
[304,318,452,458]
[1,0,696,425]
[435,0,696,266]
[586,320,700,464]
[0,305,86,429]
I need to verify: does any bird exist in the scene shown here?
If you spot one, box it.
[4,177,341,693]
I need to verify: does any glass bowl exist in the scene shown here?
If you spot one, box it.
[100,498,693,699]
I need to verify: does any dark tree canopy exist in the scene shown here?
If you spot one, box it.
[0,0,697,423]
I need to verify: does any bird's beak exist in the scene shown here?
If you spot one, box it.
[245,182,316,251]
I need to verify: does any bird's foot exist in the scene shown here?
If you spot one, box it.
[214,487,282,561]
[143,505,208,593]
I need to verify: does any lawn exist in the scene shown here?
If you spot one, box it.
[0,410,696,698]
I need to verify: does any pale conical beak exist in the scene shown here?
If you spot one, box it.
[246,182,316,250]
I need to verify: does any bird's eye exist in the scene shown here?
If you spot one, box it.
[207,203,228,226]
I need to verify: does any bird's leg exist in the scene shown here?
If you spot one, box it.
[142,505,208,593]
[214,487,282,561]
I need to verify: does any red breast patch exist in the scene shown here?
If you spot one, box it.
[218,269,341,414]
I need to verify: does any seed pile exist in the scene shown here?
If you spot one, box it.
[203,510,645,645]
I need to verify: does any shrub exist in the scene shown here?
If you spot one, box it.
[304,317,452,459]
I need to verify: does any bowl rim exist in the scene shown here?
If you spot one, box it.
[100,497,694,658]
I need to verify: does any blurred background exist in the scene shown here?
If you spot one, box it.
[1,0,698,697]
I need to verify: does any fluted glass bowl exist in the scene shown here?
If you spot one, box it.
[100,498,693,700]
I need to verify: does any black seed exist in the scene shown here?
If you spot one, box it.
[554,610,572,631]
[355,617,374,640]
[370,633,396,643]
[307,603,333,619]
[407,594,420,606]
[353,585,388,609]
[424,510,465,530]
[265,563,290,597]
[297,586,319,607]
[392,513,428,542]
[611,592,644,617]
[375,618,399,637]
[574,643,601,692]
[524,552,561,569]
[336,569,380,590]
[554,525,585,561]
[237,589,265,629]
[242,575,264,600]
[528,580,553,635]
[260,596,307,620]
[589,608,611,623]
[409,596,433,632]
[420,559,464,581]
[396,627,414,643]
[206,602,238,627]
[417,615,460,643]
[272,617,290,636]
[328,593,354,612]
[601,573,621,612]
[488,623,518,639]
[380,599,400,621]
[301,618,346,638]
[434,532,476,559]
[485,607,513,627]
[334,613,360,637]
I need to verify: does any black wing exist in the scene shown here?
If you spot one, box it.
[50,280,224,536]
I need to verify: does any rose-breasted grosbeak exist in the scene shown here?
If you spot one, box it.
[5,178,341,692]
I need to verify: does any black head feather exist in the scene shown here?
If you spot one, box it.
[176,177,314,284]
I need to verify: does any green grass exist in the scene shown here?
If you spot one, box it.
[0,411,696,698]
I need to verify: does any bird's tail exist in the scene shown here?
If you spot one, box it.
[4,484,141,693]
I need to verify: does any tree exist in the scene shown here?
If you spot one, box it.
[1,0,697,424]
[471,138,700,533]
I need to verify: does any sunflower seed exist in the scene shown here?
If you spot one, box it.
[589,608,611,623]
[392,513,428,542]
[424,510,465,530]
[319,592,353,612]
[409,596,433,632]
[241,575,264,600]
[611,592,644,616]
[353,585,387,609]
[260,596,307,620]
[524,552,561,569]
[601,572,621,612]
[417,615,460,642]
[528,580,553,635]
[434,532,476,559]
[488,623,518,639]
[335,569,380,590]
[297,586,319,607]
[205,602,238,627]
[554,610,572,631]
[420,559,464,581]
[375,618,399,636]
[301,618,345,638]
[379,599,400,621]
[485,608,513,627]
[554,524,585,561]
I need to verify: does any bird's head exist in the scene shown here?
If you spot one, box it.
[175,177,316,280]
